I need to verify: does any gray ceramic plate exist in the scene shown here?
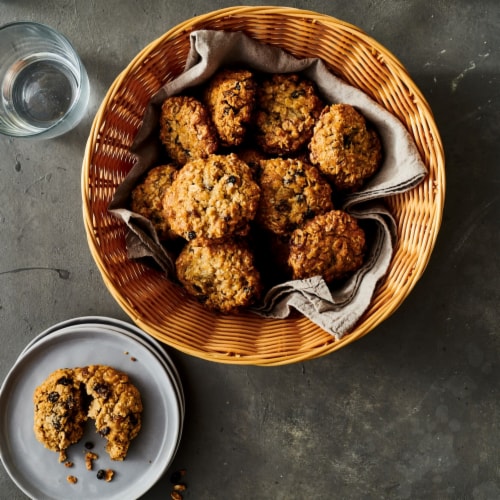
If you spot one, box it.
[0,325,181,500]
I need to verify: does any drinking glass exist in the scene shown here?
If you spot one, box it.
[0,21,90,139]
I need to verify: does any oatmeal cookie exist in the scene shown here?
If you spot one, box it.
[175,238,262,313]
[256,158,334,235]
[203,68,257,147]
[308,103,383,191]
[163,153,260,241]
[159,95,218,165]
[288,210,366,283]
[254,73,323,155]
[75,365,143,461]
[130,164,178,240]
[33,368,88,456]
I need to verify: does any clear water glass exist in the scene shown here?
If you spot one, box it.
[0,22,90,139]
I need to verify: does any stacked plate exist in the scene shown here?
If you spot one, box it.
[0,316,184,500]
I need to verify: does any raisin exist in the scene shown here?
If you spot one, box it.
[56,376,72,386]
[170,471,182,484]
[170,469,187,483]
[291,90,305,98]
[99,427,110,437]
[276,200,290,212]
[343,129,358,148]
[48,391,60,403]
[187,231,196,240]
[129,413,138,426]
[85,442,94,450]
[52,417,62,430]
[93,383,110,399]
[96,469,106,480]
[226,175,237,185]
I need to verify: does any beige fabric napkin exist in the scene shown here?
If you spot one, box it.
[109,30,427,339]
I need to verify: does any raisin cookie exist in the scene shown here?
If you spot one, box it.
[308,103,383,191]
[33,368,88,458]
[130,164,178,240]
[159,95,218,165]
[288,210,366,283]
[175,238,262,313]
[34,366,143,462]
[203,68,257,147]
[75,365,143,461]
[254,73,323,156]
[256,158,334,235]
[163,153,260,241]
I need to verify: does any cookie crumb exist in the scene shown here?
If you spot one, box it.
[130,356,137,362]
[59,450,67,463]
[85,451,99,470]
[64,461,74,468]
[104,469,115,482]
[67,475,78,484]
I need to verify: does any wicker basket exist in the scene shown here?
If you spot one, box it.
[82,6,445,365]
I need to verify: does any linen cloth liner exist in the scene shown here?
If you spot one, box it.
[109,30,427,340]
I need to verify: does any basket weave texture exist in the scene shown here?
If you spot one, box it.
[82,6,445,365]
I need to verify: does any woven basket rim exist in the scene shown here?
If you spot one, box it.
[82,6,445,365]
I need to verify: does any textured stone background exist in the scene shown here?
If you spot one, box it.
[0,1,499,499]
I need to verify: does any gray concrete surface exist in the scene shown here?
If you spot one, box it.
[0,1,499,499]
